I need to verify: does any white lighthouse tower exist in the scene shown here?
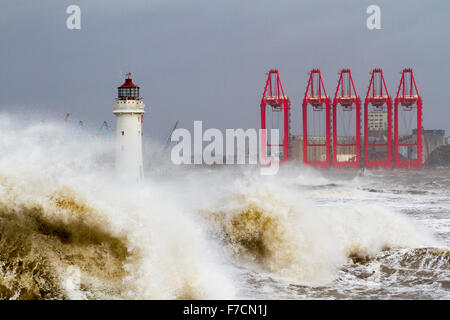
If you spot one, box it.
[113,73,145,182]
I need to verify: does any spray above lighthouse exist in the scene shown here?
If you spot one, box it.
[113,73,146,182]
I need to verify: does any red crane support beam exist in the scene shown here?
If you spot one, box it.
[364,68,392,168]
[394,68,422,168]
[260,69,291,165]
[332,69,361,168]
[302,69,330,168]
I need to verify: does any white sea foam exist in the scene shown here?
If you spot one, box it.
[0,113,442,299]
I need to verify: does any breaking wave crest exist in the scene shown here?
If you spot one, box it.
[0,114,235,299]
[0,113,445,299]
[202,178,437,285]
[0,180,129,299]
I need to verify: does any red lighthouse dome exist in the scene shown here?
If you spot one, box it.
[118,73,140,100]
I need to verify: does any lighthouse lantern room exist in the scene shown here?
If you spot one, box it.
[113,73,146,182]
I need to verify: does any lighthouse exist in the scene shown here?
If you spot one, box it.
[113,73,145,182]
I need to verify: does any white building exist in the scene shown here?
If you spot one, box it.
[367,111,387,131]
[112,74,146,182]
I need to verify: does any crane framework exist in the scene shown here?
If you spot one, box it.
[332,69,361,168]
[260,69,291,164]
[394,68,422,168]
[364,68,392,169]
[302,69,330,168]
[164,120,180,150]
[259,68,423,169]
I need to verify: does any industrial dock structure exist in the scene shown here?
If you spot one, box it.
[261,68,448,168]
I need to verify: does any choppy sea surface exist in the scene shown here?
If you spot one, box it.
[0,114,449,299]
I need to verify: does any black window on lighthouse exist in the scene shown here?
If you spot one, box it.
[118,73,140,100]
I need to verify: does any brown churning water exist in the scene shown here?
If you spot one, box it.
[0,113,449,299]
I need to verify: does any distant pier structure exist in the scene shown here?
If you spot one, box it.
[419,129,447,166]
[113,73,146,182]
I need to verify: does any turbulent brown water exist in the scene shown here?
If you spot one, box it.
[0,113,449,299]
[0,183,129,299]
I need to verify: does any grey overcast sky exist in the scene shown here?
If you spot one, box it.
[0,0,449,141]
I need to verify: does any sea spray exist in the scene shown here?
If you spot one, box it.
[0,113,443,299]
[0,179,129,299]
[0,113,235,299]
[200,175,436,285]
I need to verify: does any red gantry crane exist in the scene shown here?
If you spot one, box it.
[302,69,330,168]
[332,69,361,168]
[260,69,291,164]
[394,68,422,168]
[364,69,392,168]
